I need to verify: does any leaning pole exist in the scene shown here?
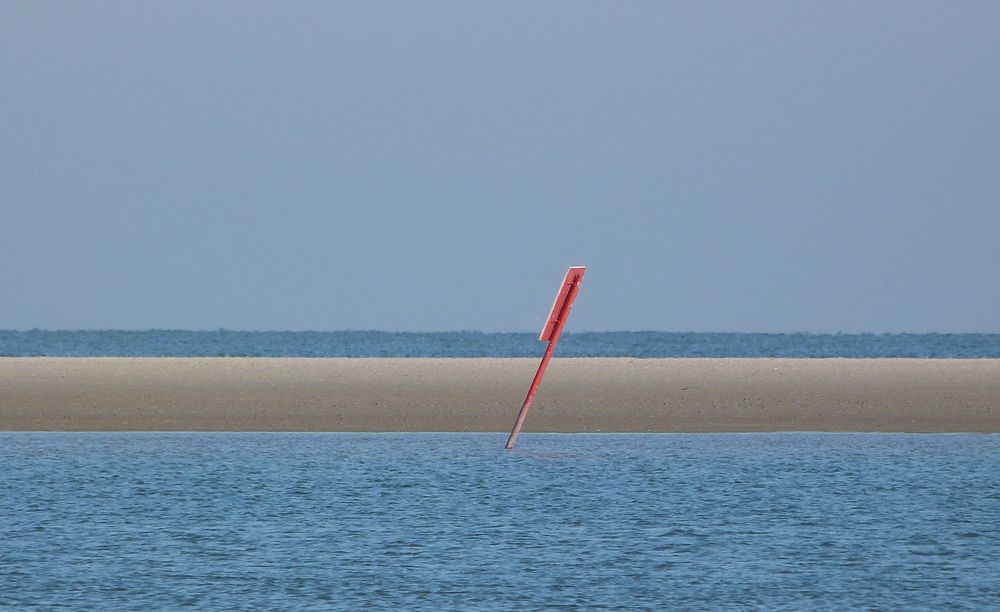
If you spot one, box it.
[505,266,586,450]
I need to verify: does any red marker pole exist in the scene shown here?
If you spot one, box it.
[505,266,586,450]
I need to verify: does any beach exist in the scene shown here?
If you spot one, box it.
[1,357,998,432]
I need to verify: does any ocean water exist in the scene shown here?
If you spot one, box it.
[3,330,1000,357]
[2,433,998,609]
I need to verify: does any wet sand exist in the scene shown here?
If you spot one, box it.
[1,357,998,432]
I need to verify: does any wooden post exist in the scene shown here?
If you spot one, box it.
[505,266,586,449]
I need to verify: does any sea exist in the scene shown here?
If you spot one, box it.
[3,329,1000,357]
[3,331,1000,608]
[1,433,998,609]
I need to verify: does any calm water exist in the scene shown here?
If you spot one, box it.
[2,433,998,609]
[3,330,1000,357]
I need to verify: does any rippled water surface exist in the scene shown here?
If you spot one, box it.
[2,433,999,609]
[4,330,1000,357]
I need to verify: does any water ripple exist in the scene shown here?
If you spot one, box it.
[1,433,998,609]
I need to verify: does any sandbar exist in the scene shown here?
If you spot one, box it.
[1,357,998,432]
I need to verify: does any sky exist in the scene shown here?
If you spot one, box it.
[2,1,998,333]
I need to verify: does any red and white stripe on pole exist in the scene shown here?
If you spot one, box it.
[505,266,586,449]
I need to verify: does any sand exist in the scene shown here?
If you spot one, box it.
[1,357,998,432]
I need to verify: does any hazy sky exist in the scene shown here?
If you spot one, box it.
[2,1,998,332]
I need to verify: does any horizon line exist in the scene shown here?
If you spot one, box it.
[3,329,1000,336]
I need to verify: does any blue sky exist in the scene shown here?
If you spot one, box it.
[2,1,998,332]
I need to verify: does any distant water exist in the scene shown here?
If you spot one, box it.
[2,433,998,609]
[3,330,1000,357]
